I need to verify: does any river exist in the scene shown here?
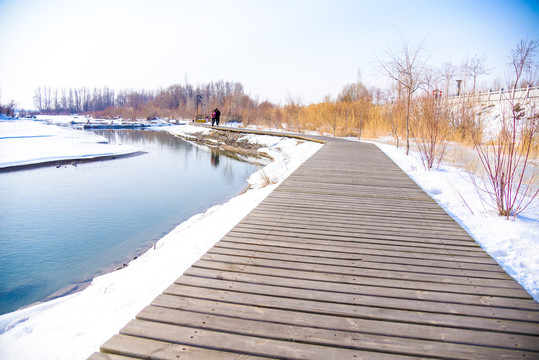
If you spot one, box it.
[0,129,261,315]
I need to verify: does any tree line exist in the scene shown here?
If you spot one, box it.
[32,80,252,120]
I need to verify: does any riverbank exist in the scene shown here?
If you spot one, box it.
[166,124,275,160]
[0,119,140,170]
[0,151,147,173]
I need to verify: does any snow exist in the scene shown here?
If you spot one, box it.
[0,120,139,169]
[0,118,537,360]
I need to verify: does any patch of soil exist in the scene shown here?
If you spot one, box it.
[177,128,273,159]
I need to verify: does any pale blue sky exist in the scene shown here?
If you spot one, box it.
[0,0,538,109]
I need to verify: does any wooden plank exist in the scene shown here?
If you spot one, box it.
[193,258,528,298]
[254,194,456,211]
[248,215,456,234]
[185,266,538,311]
[243,208,467,229]
[229,224,485,251]
[271,187,436,199]
[238,215,474,241]
[246,207,474,232]
[271,188,435,202]
[278,181,425,189]
[219,236,503,266]
[100,334,267,360]
[224,230,489,258]
[245,201,466,221]
[152,293,539,351]
[262,194,448,212]
[199,253,521,289]
[87,353,139,360]
[120,319,417,360]
[178,272,539,322]
[243,217,468,240]
[213,240,506,273]
[138,305,537,360]
[208,246,512,280]
[278,173,423,181]
[164,284,539,335]
[234,215,477,241]
[252,202,454,221]
[249,198,451,215]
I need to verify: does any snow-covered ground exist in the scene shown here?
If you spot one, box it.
[0,118,537,360]
[0,119,139,169]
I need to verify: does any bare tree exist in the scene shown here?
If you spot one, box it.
[45,86,52,112]
[509,37,538,87]
[422,66,440,94]
[33,87,43,110]
[258,101,275,129]
[285,94,302,133]
[1,100,17,117]
[411,95,450,170]
[382,86,403,148]
[441,62,457,96]
[53,88,59,112]
[462,54,491,93]
[61,88,68,111]
[471,102,538,218]
[337,81,371,103]
[338,71,371,103]
[378,35,428,155]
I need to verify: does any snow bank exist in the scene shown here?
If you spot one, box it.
[0,120,138,169]
[0,123,323,360]
[475,99,537,141]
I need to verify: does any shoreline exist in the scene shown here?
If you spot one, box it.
[0,151,147,173]
[169,126,274,160]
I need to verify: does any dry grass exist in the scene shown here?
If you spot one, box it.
[259,169,276,188]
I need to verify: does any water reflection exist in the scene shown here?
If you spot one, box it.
[210,150,220,168]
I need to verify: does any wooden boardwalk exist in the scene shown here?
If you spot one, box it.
[89,136,539,360]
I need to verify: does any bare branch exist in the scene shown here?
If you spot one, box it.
[509,37,539,87]
[377,33,429,155]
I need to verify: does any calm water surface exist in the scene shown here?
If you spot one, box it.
[0,129,260,315]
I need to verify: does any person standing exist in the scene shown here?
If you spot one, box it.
[215,108,221,126]
[211,109,216,126]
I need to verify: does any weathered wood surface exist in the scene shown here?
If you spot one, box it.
[90,136,539,360]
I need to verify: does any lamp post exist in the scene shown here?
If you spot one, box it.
[195,94,202,121]
[456,80,463,96]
